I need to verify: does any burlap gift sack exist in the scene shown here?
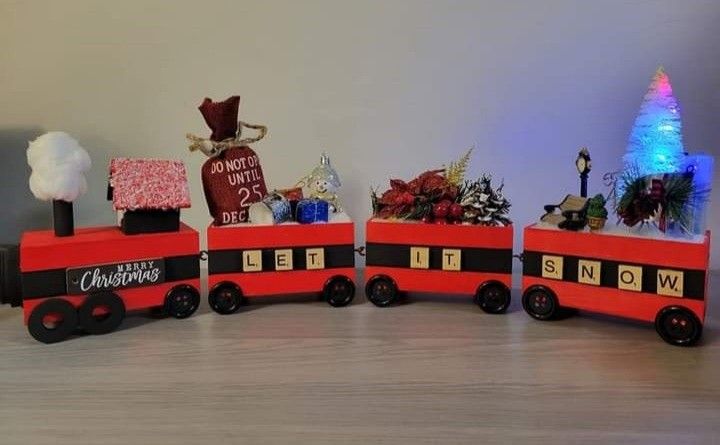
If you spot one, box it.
[188,96,268,225]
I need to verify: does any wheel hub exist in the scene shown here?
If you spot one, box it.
[531,293,551,314]
[666,315,692,337]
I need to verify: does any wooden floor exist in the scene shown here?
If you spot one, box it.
[1,271,719,444]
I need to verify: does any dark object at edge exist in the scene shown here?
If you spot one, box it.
[0,244,21,307]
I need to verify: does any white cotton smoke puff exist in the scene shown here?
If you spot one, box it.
[27,132,92,202]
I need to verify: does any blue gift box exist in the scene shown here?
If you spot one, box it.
[296,199,329,224]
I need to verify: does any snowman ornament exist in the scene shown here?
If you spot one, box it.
[299,152,342,213]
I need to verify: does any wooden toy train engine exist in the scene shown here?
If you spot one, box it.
[4,158,202,343]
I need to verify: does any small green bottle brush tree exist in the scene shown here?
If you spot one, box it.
[586,194,608,231]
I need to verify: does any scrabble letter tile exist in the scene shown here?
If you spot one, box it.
[305,248,325,270]
[242,250,262,272]
[275,249,294,271]
[441,249,461,271]
[618,265,642,292]
[541,255,563,280]
[578,259,601,286]
[657,269,684,297]
[410,247,429,269]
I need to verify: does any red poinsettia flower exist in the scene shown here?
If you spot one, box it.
[405,170,459,201]
[374,168,459,220]
[379,179,416,206]
[378,204,409,218]
[389,179,408,192]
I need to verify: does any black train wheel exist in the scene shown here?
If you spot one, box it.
[28,298,78,344]
[475,281,511,314]
[208,282,244,315]
[365,275,398,307]
[165,284,200,319]
[78,292,126,335]
[655,306,702,347]
[323,275,356,307]
[522,285,560,321]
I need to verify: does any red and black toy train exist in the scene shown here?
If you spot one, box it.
[0,209,711,346]
[2,218,709,346]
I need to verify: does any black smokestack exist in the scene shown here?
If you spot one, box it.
[53,199,74,237]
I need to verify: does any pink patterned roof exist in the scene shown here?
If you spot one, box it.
[109,158,191,211]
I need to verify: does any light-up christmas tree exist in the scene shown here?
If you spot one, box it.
[616,67,715,236]
[623,67,686,176]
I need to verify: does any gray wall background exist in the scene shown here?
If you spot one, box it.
[1,0,719,267]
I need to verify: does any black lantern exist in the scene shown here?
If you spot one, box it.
[575,148,591,198]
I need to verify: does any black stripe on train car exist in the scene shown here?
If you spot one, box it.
[522,250,705,300]
[20,254,201,300]
[365,243,513,274]
[165,255,201,282]
[207,244,356,275]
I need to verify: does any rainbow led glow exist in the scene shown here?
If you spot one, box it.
[623,67,685,176]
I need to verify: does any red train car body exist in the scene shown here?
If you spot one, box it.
[20,223,201,343]
[521,224,711,346]
[206,221,356,313]
[364,219,514,312]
